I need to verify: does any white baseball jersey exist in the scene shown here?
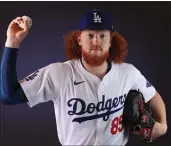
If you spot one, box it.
[19,59,156,145]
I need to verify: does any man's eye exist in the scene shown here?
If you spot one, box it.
[89,34,94,38]
[100,34,105,38]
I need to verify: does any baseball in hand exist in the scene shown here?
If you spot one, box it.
[22,16,32,29]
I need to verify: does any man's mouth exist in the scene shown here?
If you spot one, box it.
[90,47,102,51]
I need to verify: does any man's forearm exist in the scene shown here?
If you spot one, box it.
[0,47,28,104]
[148,92,168,141]
[149,92,167,124]
[151,122,167,141]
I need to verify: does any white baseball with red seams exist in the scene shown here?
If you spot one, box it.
[19,59,156,145]
[22,16,32,29]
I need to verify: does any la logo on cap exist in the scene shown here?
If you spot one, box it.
[93,12,102,23]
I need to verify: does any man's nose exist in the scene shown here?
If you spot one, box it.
[92,34,99,45]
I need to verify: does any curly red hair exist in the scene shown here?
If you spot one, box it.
[64,30,128,64]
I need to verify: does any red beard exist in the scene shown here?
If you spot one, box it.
[81,46,109,67]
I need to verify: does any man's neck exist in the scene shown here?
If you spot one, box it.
[81,58,109,80]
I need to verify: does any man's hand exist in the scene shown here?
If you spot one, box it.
[5,17,29,48]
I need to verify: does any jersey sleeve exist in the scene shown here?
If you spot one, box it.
[131,65,156,103]
[19,63,63,107]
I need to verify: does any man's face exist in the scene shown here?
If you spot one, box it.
[78,30,111,67]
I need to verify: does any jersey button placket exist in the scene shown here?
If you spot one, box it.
[98,83,105,96]
[96,83,105,145]
[96,118,104,145]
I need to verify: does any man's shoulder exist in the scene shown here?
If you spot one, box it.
[47,59,79,72]
[63,59,79,65]
[48,59,79,67]
[112,62,135,70]
[111,62,139,76]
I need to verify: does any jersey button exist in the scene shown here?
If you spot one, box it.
[100,90,103,95]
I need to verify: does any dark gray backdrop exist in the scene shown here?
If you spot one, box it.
[0,1,170,146]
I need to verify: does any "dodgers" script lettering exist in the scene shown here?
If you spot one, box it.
[67,94,126,123]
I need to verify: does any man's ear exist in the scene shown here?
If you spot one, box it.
[77,31,82,46]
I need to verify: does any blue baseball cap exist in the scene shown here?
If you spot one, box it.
[77,9,114,31]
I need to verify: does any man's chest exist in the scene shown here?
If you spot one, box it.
[61,72,133,123]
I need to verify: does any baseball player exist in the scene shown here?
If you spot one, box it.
[0,9,167,145]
